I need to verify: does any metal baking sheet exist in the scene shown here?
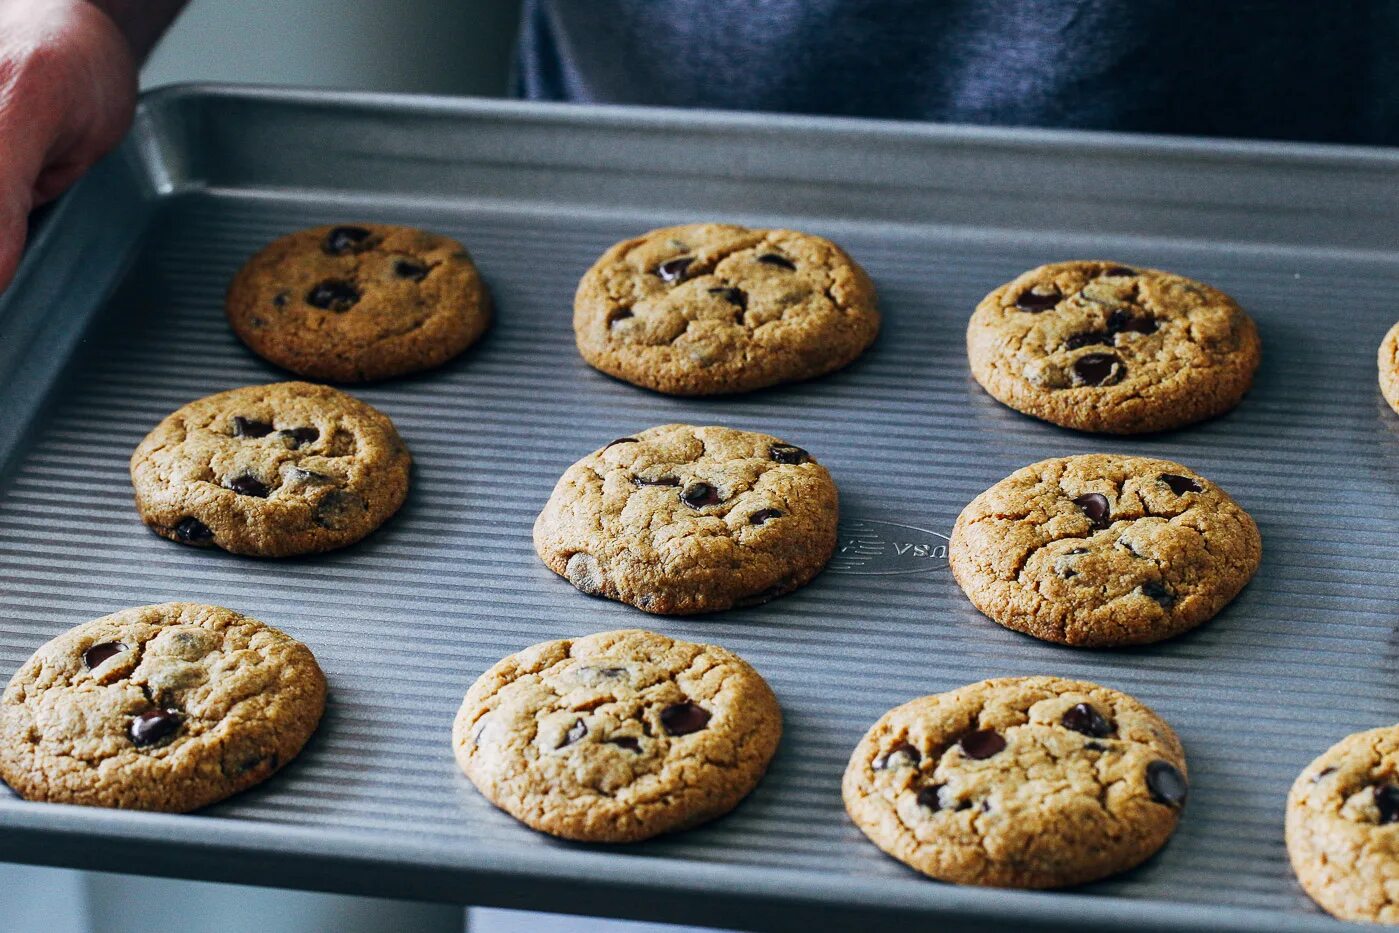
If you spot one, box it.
[1,85,1397,932]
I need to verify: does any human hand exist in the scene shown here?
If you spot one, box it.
[0,0,137,292]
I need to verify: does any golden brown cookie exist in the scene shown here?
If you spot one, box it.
[533,424,839,614]
[0,603,326,812]
[949,454,1261,647]
[227,223,490,382]
[574,223,879,394]
[967,261,1260,433]
[1379,322,1399,416]
[453,629,782,842]
[843,676,1187,888]
[1286,725,1399,923]
[130,382,411,557]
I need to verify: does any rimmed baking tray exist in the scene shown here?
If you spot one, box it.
[1,84,1396,931]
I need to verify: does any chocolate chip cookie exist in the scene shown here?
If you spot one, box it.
[949,454,1261,647]
[843,676,1187,888]
[967,261,1260,433]
[574,223,880,395]
[533,424,839,614]
[227,223,490,382]
[1287,725,1399,923]
[453,629,782,842]
[130,381,411,557]
[1379,322,1399,416]
[0,603,326,812]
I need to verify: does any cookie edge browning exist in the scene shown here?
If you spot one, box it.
[947,454,1262,648]
[129,381,412,558]
[842,675,1187,888]
[1285,725,1399,924]
[226,223,491,383]
[966,261,1262,434]
[573,224,881,396]
[0,602,327,813]
[531,425,840,615]
[451,629,783,842]
[1379,322,1399,416]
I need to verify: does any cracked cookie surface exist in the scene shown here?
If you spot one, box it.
[967,260,1260,433]
[843,676,1187,888]
[1287,725,1399,923]
[131,381,411,557]
[533,423,839,614]
[949,454,1260,647]
[0,603,326,812]
[227,223,490,382]
[574,223,879,395]
[453,629,782,842]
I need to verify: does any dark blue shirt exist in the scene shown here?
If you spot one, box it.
[516,0,1399,145]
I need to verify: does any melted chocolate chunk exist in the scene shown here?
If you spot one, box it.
[632,475,680,487]
[1015,287,1061,312]
[323,225,373,255]
[608,308,634,326]
[393,259,428,281]
[1160,473,1202,495]
[1146,760,1188,807]
[959,729,1006,760]
[655,257,693,283]
[306,279,361,312]
[232,416,273,438]
[708,286,748,310]
[873,742,922,770]
[1141,581,1175,608]
[83,642,128,670]
[1072,352,1123,386]
[272,291,290,308]
[560,718,588,748]
[749,508,783,525]
[130,708,182,747]
[1073,492,1111,529]
[1107,308,1157,335]
[680,482,721,508]
[1061,703,1113,738]
[226,475,270,498]
[660,702,711,735]
[1376,784,1399,823]
[1101,266,1137,277]
[283,426,319,449]
[174,517,213,545]
[916,785,944,811]
[608,737,642,752]
[770,444,809,464]
[1065,331,1111,350]
[757,253,796,270]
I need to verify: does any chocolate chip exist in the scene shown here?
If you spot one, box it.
[226,475,270,498]
[1160,473,1202,495]
[307,279,360,312]
[1107,308,1157,335]
[83,642,127,670]
[173,517,213,545]
[608,737,641,752]
[289,468,332,485]
[560,718,588,748]
[607,308,634,327]
[770,444,809,464]
[1015,287,1061,312]
[590,666,628,679]
[237,753,278,776]
[1312,766,1336,782]
[272,291,290,308]
[916,785,944,811]
[1146,760,1187,807]
[1085,741,1108,752]
[632,475,680,487]
[660,701,711,735]
[1073,492,1111,529]
[393,259,428,281]
[757,253,796,270]
[1061,703,1113,738]
[283,426,319,449]
[959,729,1006,760]
[130,708,182,747]
[707,286,748,310]
[1141,581,1175,607]
[749,508,782,525]
[1072,352,1122,386]
[680,482,721,508]
[655,257,693,283]
[323,225,373,255]
[605,437,639,449]
[1065,331,1110,350]
[1376,784,1399,823]
[873,742,922,770]
[231,416,273,438]
[1101,266,1137,277]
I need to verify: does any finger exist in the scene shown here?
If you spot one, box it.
[0,191,31,295]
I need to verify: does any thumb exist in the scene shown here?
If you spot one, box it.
[0,171,36,295]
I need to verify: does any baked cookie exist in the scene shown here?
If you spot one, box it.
[533,424,839,614]
[131,381,411,557]
[1379,322,1399,416]
[574,223,879,395]
[949,454,1261,647]
[843,676,1188,888]
[227,223,490,382]
[1287,725,1399,923]
[453,629,782,842]
[0,603,325,812]
[967,261,1260,433]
